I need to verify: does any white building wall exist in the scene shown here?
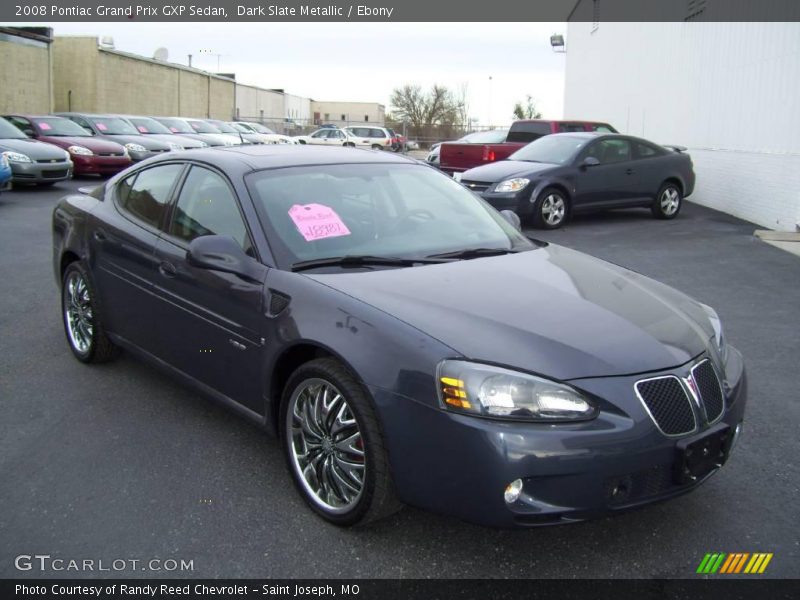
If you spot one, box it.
[235,84,284,120]
[284,93,311,121]
[564,21,800,231]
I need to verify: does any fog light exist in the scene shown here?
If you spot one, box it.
[730,422,743,451]
[504,479,523,504]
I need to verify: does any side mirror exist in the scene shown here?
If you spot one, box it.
[82,127,95,136]
[23,128,35,137]
[581,156,600,168]
[500,209,522,231]
[187,235,266,283]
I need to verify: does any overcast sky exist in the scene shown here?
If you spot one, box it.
[42,22,567,124]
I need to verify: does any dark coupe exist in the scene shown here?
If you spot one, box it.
[458,132,695,229]
[53,145,744,527]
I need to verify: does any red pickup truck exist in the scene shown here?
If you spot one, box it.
[439,119,617,175]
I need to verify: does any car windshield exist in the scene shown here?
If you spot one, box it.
[509,135,590,164]
[155,118,194,134]
[248,163,533,270]
[90,117,138,135]
[230,122,251,133]
[129,117,172,135]
[30,117,89,137]
[461,130,508,143]
[189,120,222,133]
[0,117,27,139]
[248,123,276,134]
[209,121,237,133]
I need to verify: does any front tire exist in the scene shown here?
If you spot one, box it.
[532,187,569,229]
[280,358,401,526]
[62,261,118,363]
[652,182,682,219]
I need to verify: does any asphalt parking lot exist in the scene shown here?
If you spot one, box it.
[1,178,798,579]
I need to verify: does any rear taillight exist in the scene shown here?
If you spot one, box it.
[482,147,496,162]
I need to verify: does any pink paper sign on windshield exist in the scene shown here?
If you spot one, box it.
[288,204,351,242]
[96,123,108,131]
[137,126,148,133]
[37,122,52,130]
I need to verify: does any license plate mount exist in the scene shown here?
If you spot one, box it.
[674,422,731,485]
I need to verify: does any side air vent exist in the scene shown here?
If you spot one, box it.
[267,290,291,316]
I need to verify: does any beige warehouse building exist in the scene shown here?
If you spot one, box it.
[311,101,386,127]
[0,27,54,115]
[52,37,235,119]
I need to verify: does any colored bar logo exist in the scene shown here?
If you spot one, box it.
[696,552,773,574]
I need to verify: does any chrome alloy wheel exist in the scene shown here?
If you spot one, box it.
[287,378,366,513]
[64,270,93,354]
[660,187,680,216]
[541,193,566,226]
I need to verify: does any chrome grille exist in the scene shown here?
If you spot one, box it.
[691,359,724,423]
[460,180,491,193]
[635,375,697,436]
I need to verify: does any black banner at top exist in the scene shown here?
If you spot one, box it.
[2,0,800,22]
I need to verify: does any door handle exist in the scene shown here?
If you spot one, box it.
[92,230,107,242]
[158,261,177,278]
[626,168,635,175]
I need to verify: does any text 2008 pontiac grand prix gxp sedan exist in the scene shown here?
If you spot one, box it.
[53,145,746,527]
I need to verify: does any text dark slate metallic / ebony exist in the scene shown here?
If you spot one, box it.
[52,145,745,528]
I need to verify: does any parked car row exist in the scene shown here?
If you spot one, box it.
[0,113,298,187]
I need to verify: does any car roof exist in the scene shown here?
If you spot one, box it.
[150,144,419,171]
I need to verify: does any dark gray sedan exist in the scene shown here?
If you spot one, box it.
[0,117,72,185]
[52,145,745,528]
[55,113,173,162]
[458,132,696,229]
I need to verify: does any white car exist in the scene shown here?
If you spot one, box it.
[293,128,368,147]
[345,126,393,150]
[231,121,297,145]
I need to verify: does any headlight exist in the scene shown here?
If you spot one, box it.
[199,141,209,148]
[168,142,183,151]
[125,143,147,153]
[437,360,597,421]
[452,172,462,182]
[700,303,728,362]
[67,145,93,156]
[495,178,530,193]
[3,151,32,163]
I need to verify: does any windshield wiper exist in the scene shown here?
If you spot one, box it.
[291,255,450,273]
[427,247,523,260]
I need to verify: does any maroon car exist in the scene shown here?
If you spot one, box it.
[439,119,617,174]
[3,115,131,176]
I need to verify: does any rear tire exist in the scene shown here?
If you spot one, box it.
[371,144,383,151]
[532,187,569,229]
[62,261,118,363]
[280,358,402,526]
[652,182,682,219]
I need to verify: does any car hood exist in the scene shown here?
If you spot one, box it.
[0,137,68,159]
[98,134,170,150]
[140,133,205,149]
[462,159,558,182]
[309,246,712,380]
[37,136,125,153]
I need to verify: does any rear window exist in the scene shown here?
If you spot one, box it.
[506,122,552,143]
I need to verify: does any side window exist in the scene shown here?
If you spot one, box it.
[118,164,183,228]
[558,123,586,132]
[7,116,31,132]
[371,129,385,138]
[593,124,615,133]
[169,167,252,253]
[635,143,657,158]
[584,139,632,164]
[311,130,326,138]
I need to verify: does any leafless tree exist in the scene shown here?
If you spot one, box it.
[389,84,466,139]
[512,95,543,120]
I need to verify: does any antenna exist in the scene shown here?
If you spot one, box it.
[153,47,169,61]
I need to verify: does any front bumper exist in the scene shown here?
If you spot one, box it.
[71,154,132,175]
[372,347,747,528]
[129,149,169,162]
[10,160,73,184]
